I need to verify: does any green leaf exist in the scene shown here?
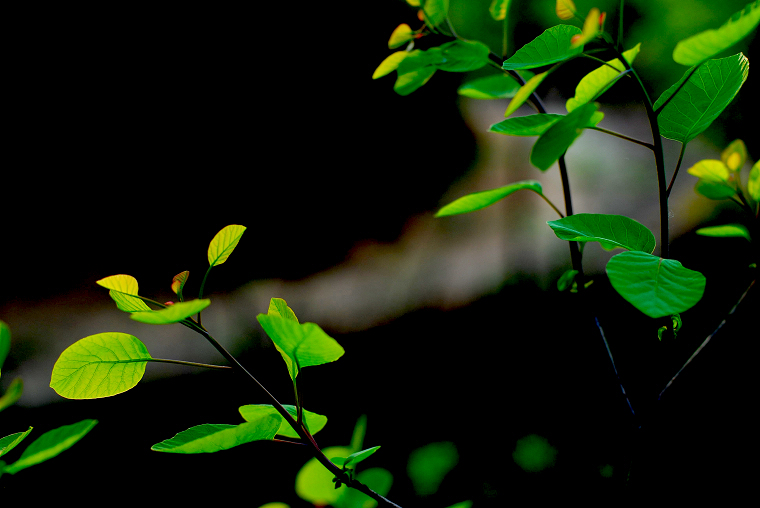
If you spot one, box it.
[257,309,345,382]
[694,180,739,200]
[0,428,32,459]
[332,446,381,468]
[388,24,414,49]
[394,48,443,95]
[421,0,449,30]
[687,159,737,200]
[502,25,583,70]
[458,72,530,100]
[490,114,563,135]
[547,213,657,253]
[373,51,409,80]
[0,378,23,412]
[296,446,352,505]
[50,332,151,399]
[654,53,749,143]
[489,0,511,21]
[566,44,641,112]
[208,224,246,267]
[696,224,751,241]
[335,468,394,508]
[748,161,760,201]
[436,40,490,72]
[530,102,598,170]
[0,320,10,377]
[504,70,549,117]
[722,139,748,172]
[130,299,210,325]
[606,251,706,318]
[239,404,328,438]
[171,270,189,298]
[151,417,281,454]
[407,441,458,496]
[96,274,151,312]
[3,420,97,475]
[673,1,760,65]
[268,297,299,323]
[557,269,579,291]
[435,180,543,217]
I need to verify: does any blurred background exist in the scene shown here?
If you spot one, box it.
[2,0,757,503]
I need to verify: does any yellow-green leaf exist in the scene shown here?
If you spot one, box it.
[171,271,189,297]
[0,427,33,458]
[566,44,640,112]
[373,51,409,80]
[696,224,751,241]
[2,420,97,474]
[721,139,747,172]
[571,8,601,48]
[490,0,511,21]
[151,418,281,454]
[687,159,731,182]
[389,24,414,49]
[556,0,576,20]
[130,299,210,325]
[208,225,246,267]
[435,180,543,217]
[505,71,549,117]
[96,274,151,312]
[748,161,760,201]
[239,404,327,438]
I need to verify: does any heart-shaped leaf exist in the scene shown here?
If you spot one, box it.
[531,102,598,170]
[548,213,656,252]
[130,299,210,325]
[96,274,151,312]
[435,180,543,217]
[239,404,328,438]
[606,251,706,318]
[502,25,583,70]
[50,332,151,399]
[151,417,281,454]
[208,225,246,267]
[2,420,97,475]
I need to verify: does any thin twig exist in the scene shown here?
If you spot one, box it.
[589,127,654,150]
[666,142,687,197]
[596,317,636,419]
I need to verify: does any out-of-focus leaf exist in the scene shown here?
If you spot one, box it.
[557,269,579,291]
[571,8,601,48]
[208,225,246,267]
[407,441,458,496]
[296,446,352,505]
[130,299,210,325]
[502,25,583,70]
[0,320,10,377]
[566,44,640,111]
[556,0,576,20]
[696,224,751,241]
[389,24,414,49]
[749,161,760,201]
[0,378,23,412]
[335,468,393,508]
[2,420,97,475]
[490,0,511,21]
[531,102,598,170]
[436,180,543,217]
[151,417,281,454]
[421,0,449,30]
[373,52,409,80]
[721,139,748,172]
[171,271,189,297]
[687,159,737,200]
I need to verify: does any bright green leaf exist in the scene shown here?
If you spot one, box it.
[130,299,210,325]
[389,24,414,49]
[373,51,409,80]
[208,224,246,267]
[0,428,32,458]
[749,161,760,201]
[606,251,706,318]
[502,25,583,70]
[50,332,151,399]
[407,441,458,496]
[239,404,327,438]
[332,446,381,468]
[531,102,598,170]
[696,224,751,241]
[654,53,749,143]
[435,180,543,217]
[421,0,449,30]
[96,274,151,312]
[3,420,97,475]
[335,468,394,508]
[437,40,491,72]
[673,1,760,65]
[571,8,602,48]
[458,73,525,100]
[504,70,549,117]
[722,139,748,172]
[268,297,299,323]
[490,114,563,135]
[489,0,511,21]
[394,48,444,95]
[296,446,352,505]
[151,417,281,454]
[0,378,23,412]
[547,213,657,253]
[0,320,10,378]
[566,44,641,112]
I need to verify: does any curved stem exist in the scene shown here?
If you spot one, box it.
[532,190,565,218]
[589,127,654,150]
[148,358,232,370]
[596,317,636,419]
[666,143,687,197]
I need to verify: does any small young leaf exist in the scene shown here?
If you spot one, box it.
[151,417,281,454]
[0,378,23,412]
[3,420,97,475]
[96,274,151,312]
[571,8,602,48]
[130,299,210,325]
[388,24,414,49]
[171,270,189,298]
[606,251,706,318]
[673,1,760,65]
[50,332,151,399]
[435,180,543,217]
[333,446,381,468]
[749,161,760,201]
[502,25,583,70]
[547,213,657,252]
[0,427,33,458]
[696,224,751,241]
[373,51,409,80]
[239,404,328,438]
[556,0,576,20]
[566,44,641,112]
[0,320,10,376]
[436,40,491,72]
[504,71,549,117]
[721,139,748,172]
[489,0,511,21]
[531,102,598,170]
[208,225,246,267]
[557,269,579,291]
[654,53,749,143]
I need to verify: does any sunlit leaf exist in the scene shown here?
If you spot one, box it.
[406,0,421,6]
[490,0,511,21]
[171,271,189,297]
[531,102,598,170]
[268,297,299,323]
[296,446,352,505]
[502,25,583,70]
[673,1,760,65]
[421,0,449,30]
[566,44,641,112]
[2,420,97,475]
[96,274,151,312]
[130,299,210,325]
[606,251,706,318]
[332,446,381,468]
[721,139,748,172]
[436,40,490,72]
[50,332,151,399]
[504,71,549,117]
[373,51,409,80]
[687,159,737,200]
[335,468,394,508]
[0,378,23,412]
[571,8,602,48]
[556,0,576,20]
[749,161,760,201]
[0,427,32,458]
[0,320,10,376]
[389,24,414,49]
[696,224,751,241]
[208,225,246,267]
[407,441,458,496]
[394,48,444,95]
[654,53,749,143]
[435,180,543,217]
[239,404,327,438]
[548,213,656,252]
[151,417,281,454]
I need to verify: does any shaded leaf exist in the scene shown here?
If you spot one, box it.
[151,417,281,454]
[394,48,444,95]
[421,0,449,30]
[3,420,97,475]
[437,40,490,72]
[687,159,737,200]
[435,180,543,217]
[389,24,414,49]
[208,225,246,267]
[0,378,23,412]
[296,446,352,505]
[130,299,210,325]
[696,224,751,241]
[722,139,748,172]
[171,271,189,297]
[654,53,749,143]
[606,251,706,318]
[407,441,458,496]
[571,8,602,48]
[749,161,760,201]
[673,1,760,65]
[96,274,151,312]
[695,180,739,200]
[490,114,563,135]
[335,468,393,508]
[373,51,409,80]
[502,25,583,70]
[531,102,598,170]
[504,70,549,117]
[566,44,640,111]
[50,332,151,399]
[0,427,32,458]
[557,269,579,291]
[547,213,657,252]
[239,404,327,438]
[0,320,10,377]
[489,0,511,21]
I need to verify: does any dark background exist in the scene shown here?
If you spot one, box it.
[2,1,757,504]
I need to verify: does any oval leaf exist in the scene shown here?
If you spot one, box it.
[490,114,563,136]
[373,51,409,80]
[151,417,281,454]
[388,24,414,49]
[0,427,33,458]
[530,102,598,170]
[548,213,656,252]
[606,251,706,318]
[171,270,189,297]
[435,180,543,217]
[749,161,760,201]
[673,1,760,65]
[436,40,490,72]
[566,44,641,112]
[208,225,246,267]
[239,404,328,438]
[3,420,97,475]
[654,53,749,143]
[50,332,151,399]
[96,274,151,312]
[458,72,529,100]
[696,224,751,241]
[502,25,583,70]
[556,0,576,20]
[130,299,210,325]
[394,48,443,95]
